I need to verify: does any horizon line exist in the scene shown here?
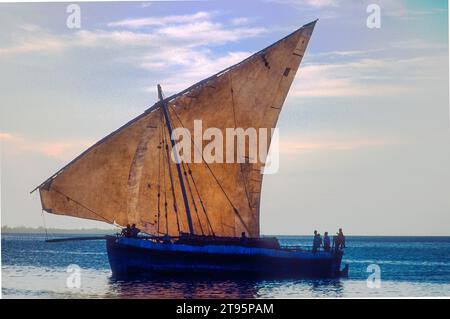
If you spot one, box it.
[1,226,449,237]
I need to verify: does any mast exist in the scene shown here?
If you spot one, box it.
[158,84,194,236]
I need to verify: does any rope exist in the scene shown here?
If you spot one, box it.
[168,100,214,235]
[157,112,162,234]
[50,187,116,225]
[181,161,204,235]
[162,114,181,234]
[161,115,169,235]
[185,164,215,236]
[169,104,251,235]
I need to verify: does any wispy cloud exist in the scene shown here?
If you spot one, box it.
[263,0,341,19]
[108,11,213,28]
[390,39,448,50]
[378,0,446,19]
[0,25,68,57]
[0,11,267,75]
[292,53,448,97]
[144,50,252,93]
[304,0,340,8]
[0,132,14,140]
[0,10,268,96]
[230,17,252,26]
[156,21,265,45]
[279,135,397,154]
[1,132,94,161]
[265,0,340,8]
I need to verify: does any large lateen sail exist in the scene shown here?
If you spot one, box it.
[34,21,317,238]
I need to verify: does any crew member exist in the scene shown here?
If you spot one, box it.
[323,232,331,252]
[130,224,140,238]
[121,224,131,238]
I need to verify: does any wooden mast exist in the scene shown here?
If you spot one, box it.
[158,84,194,236]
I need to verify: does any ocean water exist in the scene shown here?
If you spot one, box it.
[2,233,450,298]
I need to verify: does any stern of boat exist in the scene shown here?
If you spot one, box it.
[331,249,348,278]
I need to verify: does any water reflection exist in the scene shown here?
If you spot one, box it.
[108,276,259,298]
[309,279,344,297]
[107,275,345,298]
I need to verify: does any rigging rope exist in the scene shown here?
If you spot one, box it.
[50,187,117,225]
[162,114,182,234]
[163,103,214,236]
[169,104,251,235]
[161,112,169,235]
[157,112,162,234]
[181,161,204,235]
[185,164,215,236]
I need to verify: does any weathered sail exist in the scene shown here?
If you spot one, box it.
[35,21,317,237]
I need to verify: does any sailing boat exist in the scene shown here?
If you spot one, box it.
[32,20,348,278]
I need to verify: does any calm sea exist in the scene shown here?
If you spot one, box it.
[2,233,450,298]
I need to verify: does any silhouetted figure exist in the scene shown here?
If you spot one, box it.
[334,228,346,252]
[240,232,248,245]
[121,224,131,238]
[323,232,331,252]
[130,224,140,238]
[312,230,322,253]
[338,228,345,248]
[162,234,172,244]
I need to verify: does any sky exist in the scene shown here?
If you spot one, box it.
[0,0,449,235]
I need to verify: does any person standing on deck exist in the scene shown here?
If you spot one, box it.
[121,224,132,237]
[130,224,141,238]
[337,228,345,249]
[323,232,331,252]
[334,228,346,252]
[240,232,248,245]
[312,230,321,253]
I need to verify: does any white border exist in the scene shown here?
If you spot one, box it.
[0,0,449,300]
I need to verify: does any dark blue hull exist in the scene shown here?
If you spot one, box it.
[106,236,346,279]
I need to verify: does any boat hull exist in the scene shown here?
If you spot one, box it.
[106,236,346,279]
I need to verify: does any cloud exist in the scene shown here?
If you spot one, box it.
[144,50,252,93]
[108,11,213,28]
[1,132,94,161]
[230,17,251,26]
[77,12,264,93]
[75,29,158,47]
[375,0,446,19]
[0,29,67,57]
[279,135,397,154]
[291,53,448,97]
[0,10,271,111]
[0,11,266,66]
[263,0,341,18]
[304,0,339,8]
[156,21,265,45]
[265,0,340,8]
[311,50,366,58]
[390,39,448,51]
[97,11,266,48]
[0,132,14,140]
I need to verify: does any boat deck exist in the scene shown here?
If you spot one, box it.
[114,236,339,260]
